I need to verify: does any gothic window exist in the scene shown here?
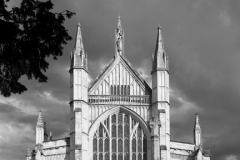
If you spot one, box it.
[92,112,148,160]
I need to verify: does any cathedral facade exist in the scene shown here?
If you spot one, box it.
[26,17,211,160]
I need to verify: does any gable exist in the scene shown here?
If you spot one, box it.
[89,56,151,96]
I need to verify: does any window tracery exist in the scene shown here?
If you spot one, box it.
[92,112,148,160]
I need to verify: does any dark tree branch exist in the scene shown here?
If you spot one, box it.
[0,0,75,97]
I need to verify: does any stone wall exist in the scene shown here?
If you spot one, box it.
[43,138,70,160]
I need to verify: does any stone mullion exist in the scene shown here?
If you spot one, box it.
[97,128,99,160]
[141,130,143,160]
[136,126,138,160]
[110,71,113,86]
[123,114,125,160]
[119,63,122,96]
[129,115,132,160]
[116,113,118,160]
[116,65,119,88]
[109,115,112,160]
[126,114,130,160]
[103,130,105,160]
[123,65,125,96]
[114,68,116,86]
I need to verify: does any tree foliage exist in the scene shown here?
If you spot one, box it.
[0,0,75,97]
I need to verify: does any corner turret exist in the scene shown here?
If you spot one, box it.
[151,24,170,160]
[36,111,44,144]
[69,22,89,160]
[194,113,202,150]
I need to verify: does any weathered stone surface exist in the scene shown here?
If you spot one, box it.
[26,20,211,160]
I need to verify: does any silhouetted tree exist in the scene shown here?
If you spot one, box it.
[0,0,75,96]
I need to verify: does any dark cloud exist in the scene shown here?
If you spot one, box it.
[2,0,240,160]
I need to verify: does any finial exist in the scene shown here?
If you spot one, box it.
[37,111,43,128]
[26,146,31,156]
[194,112,201,130]
[77,22,81,27]
[195,113,200,124]
[155,23,164,53]
[49,131,52,140]
[118,15,122,28]
[158,23,162,29]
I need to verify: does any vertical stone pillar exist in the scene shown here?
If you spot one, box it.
[149,117,161,160]
[70,23,89,160]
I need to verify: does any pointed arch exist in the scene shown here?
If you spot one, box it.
[88,106,151,160]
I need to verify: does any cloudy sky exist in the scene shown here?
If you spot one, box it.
[1,0,240,160]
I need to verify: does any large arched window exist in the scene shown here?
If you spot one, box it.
[92,111,148,160]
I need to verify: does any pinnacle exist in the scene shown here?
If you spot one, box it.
[75,22,84,54]
[194,112,201,129]
[118,15,122,28]
[195,113,200,123]
[158,23,162,29]
[26,146,31,156]
[37,111,43,128]
[155,23,164,53]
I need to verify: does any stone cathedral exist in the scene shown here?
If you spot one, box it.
[26,17,211,160]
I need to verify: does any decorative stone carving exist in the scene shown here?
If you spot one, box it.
[149,117,161,137]
[116,29,123,54]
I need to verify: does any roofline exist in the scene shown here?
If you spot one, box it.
[170,140,194,145]
[88,55,151,93]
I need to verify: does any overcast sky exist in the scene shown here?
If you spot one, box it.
[1,0,240,160]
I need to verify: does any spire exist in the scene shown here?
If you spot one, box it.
[37,111,43,128]
[118,15,122,29]
[115,16,124,57]
[194,113,202,149]
[71,22,87,69]
[194,113,201,130]
[155,23,164,54]
[152,23,167,72]
[74,22,85,56]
